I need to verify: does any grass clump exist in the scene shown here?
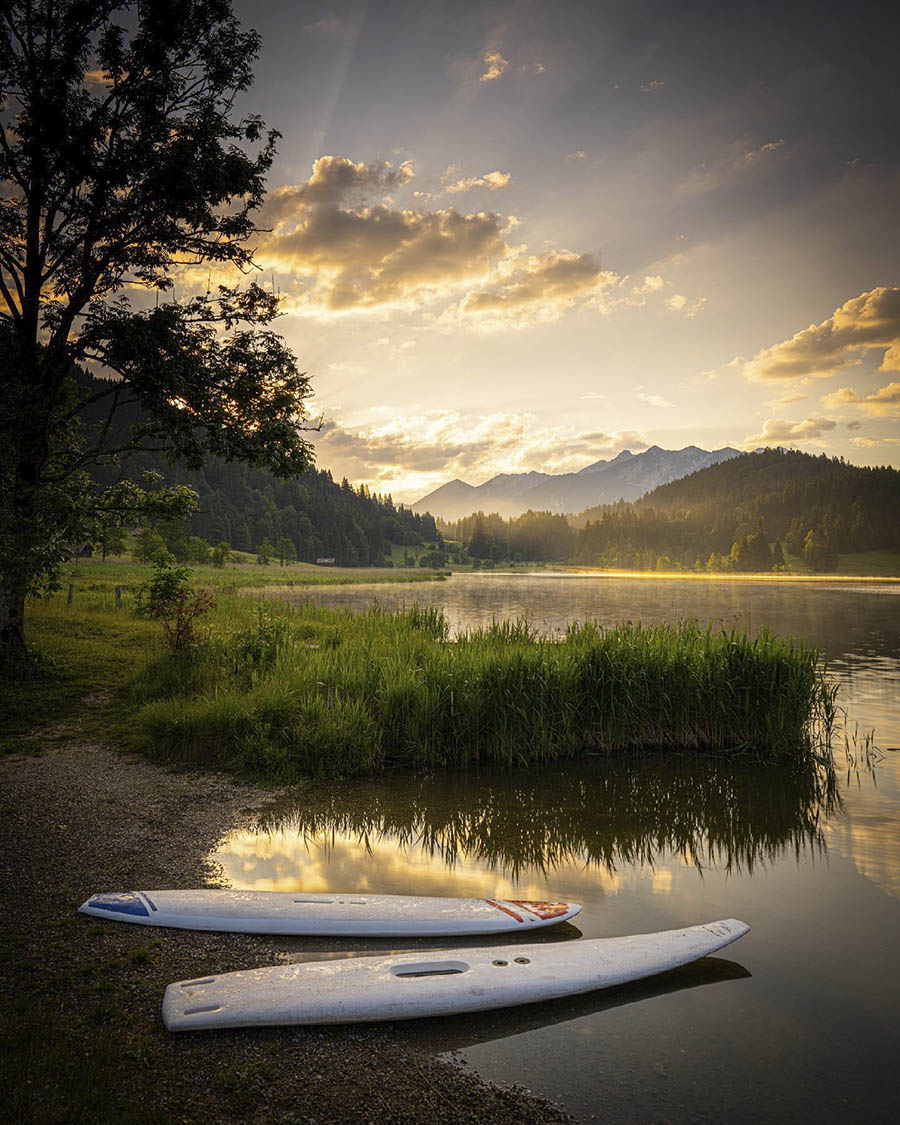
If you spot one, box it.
[125,598,836,779]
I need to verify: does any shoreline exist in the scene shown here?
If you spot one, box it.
[0,725,570,1123]
[545,567,900,583]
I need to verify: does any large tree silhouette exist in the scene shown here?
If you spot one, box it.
[0,0,315,648]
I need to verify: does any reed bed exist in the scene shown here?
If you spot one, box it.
[126,597,837,779]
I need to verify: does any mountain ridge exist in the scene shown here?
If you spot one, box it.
[412,445,741,520]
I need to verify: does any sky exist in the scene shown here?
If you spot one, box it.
[226,0,900,502]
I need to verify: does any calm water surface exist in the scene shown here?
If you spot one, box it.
[213,574,900,1122]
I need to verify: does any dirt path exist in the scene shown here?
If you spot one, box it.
[0,735,571,1124]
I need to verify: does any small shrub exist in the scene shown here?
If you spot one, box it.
[133,559,191,617]
[157,588,216,653]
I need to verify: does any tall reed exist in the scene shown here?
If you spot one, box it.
[126,598,837,779]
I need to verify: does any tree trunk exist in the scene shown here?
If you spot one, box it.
[0,588,26,652]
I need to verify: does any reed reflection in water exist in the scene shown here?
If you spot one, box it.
[216,754,838,891]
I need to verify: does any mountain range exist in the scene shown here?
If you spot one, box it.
[412,445,741,521]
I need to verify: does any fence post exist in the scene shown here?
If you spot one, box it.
[67,583,74,606]
[115,586,122,608]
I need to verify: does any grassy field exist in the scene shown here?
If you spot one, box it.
[66,554,449,594]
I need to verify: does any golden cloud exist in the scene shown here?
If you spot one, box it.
[664,293,706,317]
[444,170,511,194]
[743,417,838,446]
[256,157,510,312]
[245,154,681,324]
[821,381,900,417]
[636,390,674,408]
[743,286,900,380]
[261,155,414,219]
[459,250,615,322]
[480,49,508,82]
[850,435,900,448]
[764,391,808,408]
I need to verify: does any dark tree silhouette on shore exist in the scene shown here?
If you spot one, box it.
[0,1,315,649]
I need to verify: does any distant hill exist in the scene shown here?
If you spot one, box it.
[575,448,900,571]
[413,445,740,520]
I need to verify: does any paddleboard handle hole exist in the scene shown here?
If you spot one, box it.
[492,959,509,966]
[514,957,530,964]
[390,959,469,978]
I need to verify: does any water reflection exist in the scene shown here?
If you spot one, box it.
[399,955,752,1054]
[229,574,900,1122]
[215,755,838,893]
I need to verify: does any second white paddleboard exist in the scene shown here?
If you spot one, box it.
[163,918,750,1030]
[78,889,581,936]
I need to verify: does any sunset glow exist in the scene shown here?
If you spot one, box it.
[231,0,900,501]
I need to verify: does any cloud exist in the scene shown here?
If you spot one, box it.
[742,286,900,380]
[313,411,650,499]
[262,155,413,216]
[636,390,674,408]
[256,157,511,312]
[664,292,706,317]
[444,170,511,194]
[820,386,859,409]
[457,250,617,324]
[860,381,900,415]
[635,275,665,294]
[743,417,838,446]
[680,139,785,195]
[765,391,808,407]
[247,154,679,325]
[480,50,508,82]
[822,381,900,417]
[850,435,900,448]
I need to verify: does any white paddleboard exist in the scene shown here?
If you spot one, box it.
[162,918,749,1030]
[78,889,581,936]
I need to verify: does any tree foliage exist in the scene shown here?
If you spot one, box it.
[0,1,315,647]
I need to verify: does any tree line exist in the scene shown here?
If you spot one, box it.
[437,510,577,562]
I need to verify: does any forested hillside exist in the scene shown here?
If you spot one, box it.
[91,453,437,566]
[575,449,900,571]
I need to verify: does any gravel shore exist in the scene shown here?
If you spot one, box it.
[0,734,572,1124]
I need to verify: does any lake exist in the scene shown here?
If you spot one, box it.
[213,573,899,1122]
